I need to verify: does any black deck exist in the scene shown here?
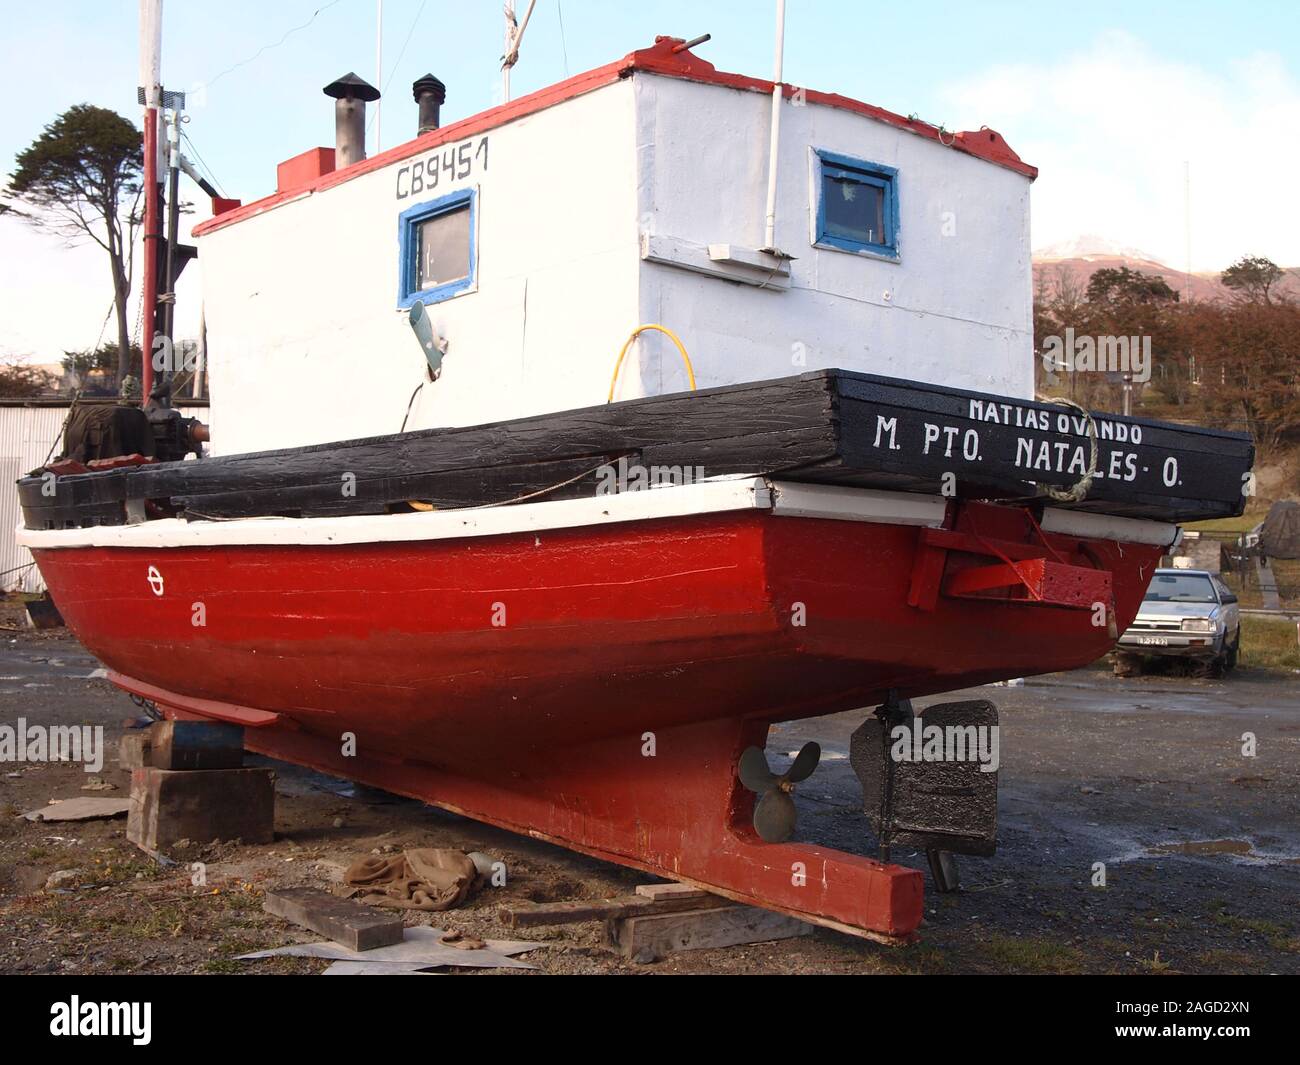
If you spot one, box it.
[18,370,1254,529]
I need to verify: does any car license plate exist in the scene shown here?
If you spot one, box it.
[1138,635,1169,646]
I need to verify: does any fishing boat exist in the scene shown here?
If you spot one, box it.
[15,5,1252,942]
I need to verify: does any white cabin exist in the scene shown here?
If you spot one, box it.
[194,37,1036,457]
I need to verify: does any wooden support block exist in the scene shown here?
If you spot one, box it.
[127,767,274,851]
[605,904,812,963]
[635,883,708,901]
[264,887,403,951]
[500,892,730,928]
[149,720,245,770]
[118,731,153,770]
[501,897,655,927]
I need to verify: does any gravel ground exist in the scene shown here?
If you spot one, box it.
[1,604,1296,976]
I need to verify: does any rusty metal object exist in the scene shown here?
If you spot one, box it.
[851,698,999,860]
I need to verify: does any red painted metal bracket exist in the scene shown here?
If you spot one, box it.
[908,518,1111,612]
[945,557,1112,609]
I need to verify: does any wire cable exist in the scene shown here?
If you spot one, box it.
[180,131,226,197]
[557,0,570,76]
[204,0,350,90]
[367,0,429,132]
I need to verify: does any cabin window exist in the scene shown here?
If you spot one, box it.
[812,150,898,261]
[397,188,476,308]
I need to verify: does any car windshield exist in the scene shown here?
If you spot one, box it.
[1143,573,1217,604]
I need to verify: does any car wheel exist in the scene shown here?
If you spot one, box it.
[1113,652,1140,678]
[1225,628,1240,671]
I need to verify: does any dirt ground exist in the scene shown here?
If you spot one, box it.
[1,600,1297,976]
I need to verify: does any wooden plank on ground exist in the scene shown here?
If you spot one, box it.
[264,887,404,951]
[605,904,812,963]
[634,883,709,901]
[499,892,730,928]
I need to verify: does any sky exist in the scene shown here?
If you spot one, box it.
[1,0,1298,359]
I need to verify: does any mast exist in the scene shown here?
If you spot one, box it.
[139,0,163,403]
[502,1,514,102]
[375,0,383,152]
[502,0,537,104]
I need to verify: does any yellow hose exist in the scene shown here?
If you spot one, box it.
[607,324,697,403]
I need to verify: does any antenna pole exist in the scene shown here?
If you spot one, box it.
[503,1,514,102]
[1184,160,1191,303]
[375,0,383,152]
[502,0,537,103]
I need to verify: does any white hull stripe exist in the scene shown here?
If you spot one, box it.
[16,478,1176,550]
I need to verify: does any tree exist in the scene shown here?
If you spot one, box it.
[1183,301,1300,456]
[1221,255,1284,305]
[61,341,143,395]
[0,358,55,398]
[1085,266,1179,307]
[1032,266,1181,411]
[4,105,143,385]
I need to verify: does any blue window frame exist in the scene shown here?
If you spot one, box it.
[397,187,476,309]
[813,149,899,261]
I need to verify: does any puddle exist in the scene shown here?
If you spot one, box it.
[1150,838,1252,857]
[1144,838,1300,866]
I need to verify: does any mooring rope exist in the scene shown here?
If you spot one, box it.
[1041,397,1099,504]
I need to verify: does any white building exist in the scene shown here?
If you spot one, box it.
[194,37,1036,457]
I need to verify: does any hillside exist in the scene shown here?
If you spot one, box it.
[1032,236,1299,302]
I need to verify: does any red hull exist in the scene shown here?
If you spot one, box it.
[32,503,1160,939]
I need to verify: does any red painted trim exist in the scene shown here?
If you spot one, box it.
[193,36,1034,238]
[629,37,1037,179]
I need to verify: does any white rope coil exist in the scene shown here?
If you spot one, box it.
[1042,397,1099,504]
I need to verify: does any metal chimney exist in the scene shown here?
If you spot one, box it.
[323,72,381,168]
[413,74,446,135]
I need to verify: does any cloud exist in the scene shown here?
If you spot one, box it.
[939,31,1300,272]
